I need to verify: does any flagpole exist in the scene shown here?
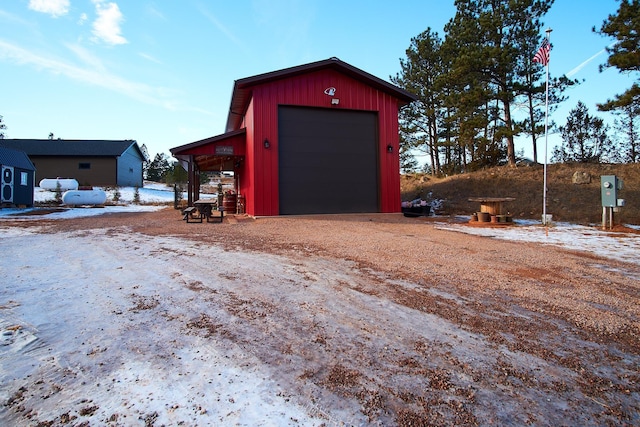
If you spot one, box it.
[542,28,552,226]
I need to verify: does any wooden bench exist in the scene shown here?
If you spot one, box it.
[206,208,224,223]
[183,206,203,223]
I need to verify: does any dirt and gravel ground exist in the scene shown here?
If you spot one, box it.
[2,207,639,426]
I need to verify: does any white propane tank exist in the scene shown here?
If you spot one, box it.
[40,178,79,191]
[62,189,107,206]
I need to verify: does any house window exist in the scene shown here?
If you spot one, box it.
[21,172,28,186]
[79,162,91,170]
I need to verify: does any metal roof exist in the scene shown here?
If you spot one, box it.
[225,57,418,132]
[170,129,247,172]
[170,128,246,155]
[0,139,142,157]
[0,146,36,170]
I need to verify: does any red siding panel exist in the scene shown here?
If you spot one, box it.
[241,98,256,215]
[240,68,405,216]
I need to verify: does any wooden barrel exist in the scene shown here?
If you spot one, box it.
[222,193,237,214]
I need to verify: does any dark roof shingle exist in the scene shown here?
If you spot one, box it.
[0,139,139,157]
[0,146,36,170]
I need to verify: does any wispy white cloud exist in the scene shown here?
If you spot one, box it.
[64,42,107,72]
[196,4,247,51]
[91,1,128,45]
[139,52,163,64]
[28,0,70,18]
[566,49,605,78]
[145,4,166,21]
[565,43,615,78]
[250,0,315,64]
[0,39,217,117]
[0,9,33,26]
[0,39,176,109]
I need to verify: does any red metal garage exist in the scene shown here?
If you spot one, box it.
[170,57,416,216]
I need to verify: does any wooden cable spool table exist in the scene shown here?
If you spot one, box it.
[468,197,515,223]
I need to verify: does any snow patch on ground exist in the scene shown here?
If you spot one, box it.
[0,183,191,220]
[0,229,329,426]
[1,185,638,424]
[435,219,639,265]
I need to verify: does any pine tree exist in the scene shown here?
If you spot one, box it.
[596,0,640,76]
[0,115,6,139]
[165,161,188,184]
[145,153,171,182]
[392,29,446,174]
[112,187,121,203]
[594,0,640,163]
[54,181,62,204]
[445,0,555,167]
[395,0,561,172]
[553,102,615,163]
[612,102,640,162]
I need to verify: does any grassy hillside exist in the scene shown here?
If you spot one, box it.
[401,163,640,225]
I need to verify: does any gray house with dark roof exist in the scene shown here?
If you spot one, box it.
[0,139,144,187]
[0,146,36,206]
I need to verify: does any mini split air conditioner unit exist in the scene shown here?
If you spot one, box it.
[1,166,14,203]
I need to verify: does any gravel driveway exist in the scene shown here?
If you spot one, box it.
[1,208,638,426]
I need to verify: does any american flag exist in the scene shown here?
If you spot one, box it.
[533,38,550,66]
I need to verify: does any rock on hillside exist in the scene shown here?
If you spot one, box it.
[401,163,640,225]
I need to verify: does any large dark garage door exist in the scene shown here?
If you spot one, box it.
[278,106,379,215]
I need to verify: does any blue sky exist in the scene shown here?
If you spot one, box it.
[0,0,635,163]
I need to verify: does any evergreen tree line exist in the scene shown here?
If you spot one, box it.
[393,0,640,175]
[144,153,211,186]
[144,152,187,184]
[0,115,6,139]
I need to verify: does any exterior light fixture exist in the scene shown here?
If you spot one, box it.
[263,138,270,149]
[331,98,340,105]
[387,144,393,153]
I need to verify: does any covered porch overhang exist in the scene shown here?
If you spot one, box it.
[170,128,246,206]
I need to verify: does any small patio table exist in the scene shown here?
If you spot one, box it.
[468,197,515,215]
[469,197,515,223]
[194,199,223,223]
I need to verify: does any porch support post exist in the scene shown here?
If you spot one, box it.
[188,155,195,206]
[195,165,201,202]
